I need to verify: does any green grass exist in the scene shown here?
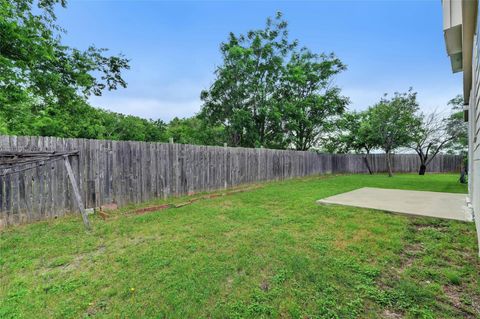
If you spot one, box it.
[1,174,478,318]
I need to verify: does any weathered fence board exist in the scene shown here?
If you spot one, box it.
[0,135,463,227]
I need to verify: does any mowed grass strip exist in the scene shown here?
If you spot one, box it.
[1,174,478,318]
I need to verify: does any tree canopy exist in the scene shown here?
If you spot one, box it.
[444,95,468,155]
[280,49,349,150]
[1,0,129,103]
[0,0,151,140]
[362,90,421,176]
[165,117,224,146]
[200,12,348,149]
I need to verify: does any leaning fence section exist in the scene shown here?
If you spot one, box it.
[0,135,462,227]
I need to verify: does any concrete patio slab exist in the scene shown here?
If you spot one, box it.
[317,187,473,222]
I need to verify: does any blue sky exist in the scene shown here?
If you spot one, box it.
[57,0,462,121]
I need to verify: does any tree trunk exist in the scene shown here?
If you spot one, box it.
[416,150,427,175]
[459,161,467,184]
[363,154,373,175]
[418,163,426,175]
[386,151,393,177]
[459,170,467,184]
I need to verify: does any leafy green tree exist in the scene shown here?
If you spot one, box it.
[280,49,348,150]
[368,90,421,177]
[144,119,168,142]
[444,95,468,183]
[200,13,348,150]
[0,0,130,138]
[0,90,36,136]
[445,95,468,155]
[165,117,224,146]
[1,0,129,105]
[95,111,167,142]
[324,111,378,174]
[321,115,355,154]
[200,12,295,148]
[0,0,174,144]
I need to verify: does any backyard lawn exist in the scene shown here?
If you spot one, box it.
[1,174,479,318]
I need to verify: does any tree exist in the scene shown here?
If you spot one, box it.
[444,95,468,155]
[368,90,421,177]
[323,111,378,174]
[165,117,225,146]
[280,49,349,150]
[200,12,294,148]
[411,109,458,175]
[344,111,377,174]
[355,112,379,174]
[1,0,130,135]
[443,95,468,183]
[93,111,167,142]
[200,12,348,150]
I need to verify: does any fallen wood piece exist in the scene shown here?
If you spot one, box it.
[118,185,265,218]
[227,185,263,194]
[174,202,191,208]
[64,155,91,230]
[134,204,172,215]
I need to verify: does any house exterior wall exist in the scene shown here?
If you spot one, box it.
[470,10,480,254]
[443,0,480,255]
[443,0,463,28]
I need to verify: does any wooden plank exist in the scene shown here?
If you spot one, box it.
[64,156,91,230]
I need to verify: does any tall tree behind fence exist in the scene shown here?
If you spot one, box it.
[0,135,462,227]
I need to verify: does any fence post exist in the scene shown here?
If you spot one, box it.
[224,143,228,189]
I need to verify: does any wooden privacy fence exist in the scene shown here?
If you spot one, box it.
[0,135,462,227]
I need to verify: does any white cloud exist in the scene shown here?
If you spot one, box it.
[88,76,210,121]
[89,74,462,123]
[416,87,462,113]
[341,88,385,111]
[342,85,462,114]
[89,95,202,121]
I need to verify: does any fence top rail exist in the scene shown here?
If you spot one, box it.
[0,135,463,158]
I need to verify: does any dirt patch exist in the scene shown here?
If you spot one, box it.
[127,185,264,216]
[443,285,479,318]
[84,299,108,317]
[135,204,172,215]
[415,225,448,232]
[61,245,106,272]
[374,220,480,318]
[375,241,425,293]
[382,309,403,318]
[39,245,107,275]
[399,242,423,270]
[333,229,373,250]
[260,280,270,292]
[370,225,427,316]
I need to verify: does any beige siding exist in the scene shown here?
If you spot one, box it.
[470,31,480,254]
